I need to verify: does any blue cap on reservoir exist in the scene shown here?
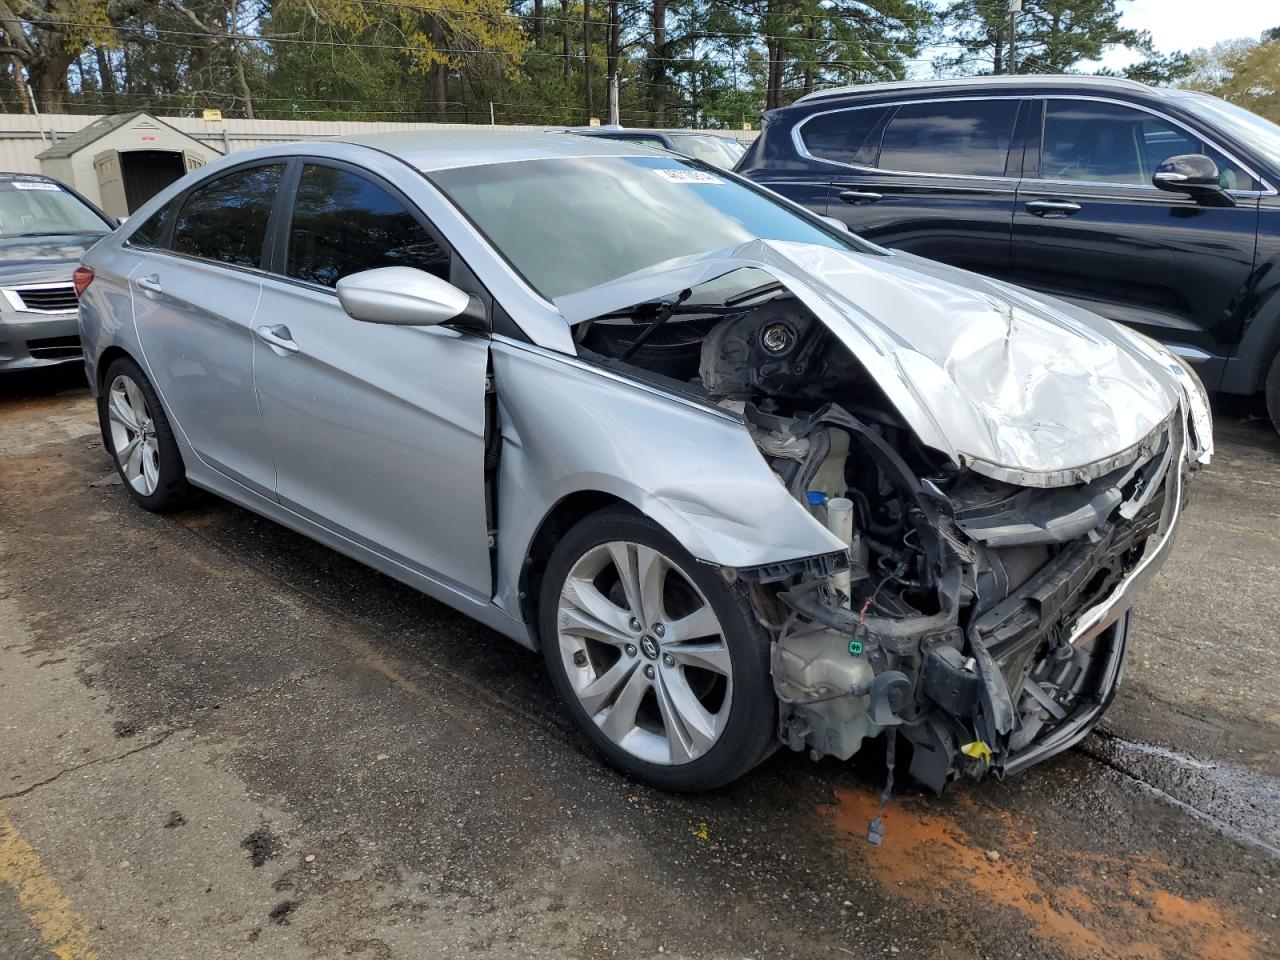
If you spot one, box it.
[806,491,828,506]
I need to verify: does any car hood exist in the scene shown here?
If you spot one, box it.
[556,239,1199,486]
[0,233,105,287]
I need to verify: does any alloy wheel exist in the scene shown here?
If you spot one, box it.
[556,540,733,765]
[107,374,160,496]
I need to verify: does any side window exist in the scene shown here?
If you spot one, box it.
[798,106,890,165]
[877,100,1018,176]
[126,196,181,249]
[285,164,449,288]
[1042,100,1256,189]
[170,165,283,268]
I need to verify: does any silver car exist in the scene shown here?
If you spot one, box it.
[1,173,113,372]
[77,133,1213,793]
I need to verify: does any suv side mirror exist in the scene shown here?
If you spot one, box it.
[337,266,471,326]
[1152,154,1236,207]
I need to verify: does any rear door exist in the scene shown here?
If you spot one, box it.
[251,159,493,596]
[1010,98,1261,379]
[129,162,284,495]
[818,97,1023,277]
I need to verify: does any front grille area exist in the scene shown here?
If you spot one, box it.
[13,284,77,313]
[27,335,82,359]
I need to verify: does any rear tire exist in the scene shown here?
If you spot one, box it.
[1266,351,1280,435]
[99,356,192,511]
[539,505,776,791]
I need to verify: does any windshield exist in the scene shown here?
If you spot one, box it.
[0,180,107,237]
[432,155,852,299]
[1173,92,1280,168]
[668,134,746,168]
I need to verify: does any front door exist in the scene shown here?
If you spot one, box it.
[131,162,284,495]
[252,161,492,596]
[1010,98,1261,383]
[821,97,1023,277]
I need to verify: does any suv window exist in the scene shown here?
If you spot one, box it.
[127,196,181,249]
[1041,100,1255,190]
[170,164,283,268]
[877,100,1018,176]
[285,164,449,288]
[799,107,890,165]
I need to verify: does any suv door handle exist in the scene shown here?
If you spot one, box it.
[136,274,163,295]
[838,190,884,205]
[255,324,299,354]
[1024,199,1082,218]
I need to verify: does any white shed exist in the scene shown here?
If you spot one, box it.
[35,111,221,218]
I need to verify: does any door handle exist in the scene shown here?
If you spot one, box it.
[136,274,163,295]
[1024,199,1082,218]
[255,324,299,354]
[838,189,884,205]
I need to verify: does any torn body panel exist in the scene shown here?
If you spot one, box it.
[566,253,1207,792]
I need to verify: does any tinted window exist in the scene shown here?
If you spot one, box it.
[127,196,180,248]
[1041,100,1254,190]
[800,107,890,165]
[286,165,448,288]
[878,100,1018,176]
[170,165,282,268]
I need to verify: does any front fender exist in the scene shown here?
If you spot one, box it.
[490,339,843,618]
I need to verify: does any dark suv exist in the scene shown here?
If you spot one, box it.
[738,75,1280,428]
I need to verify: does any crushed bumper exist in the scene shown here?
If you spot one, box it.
[771,408,1194,793]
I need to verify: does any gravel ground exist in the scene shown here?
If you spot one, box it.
[1,365,1277,960]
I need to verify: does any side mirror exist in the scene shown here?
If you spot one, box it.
[336,266,471,326]
[1152,154,1236,207]
[818,214,850,233]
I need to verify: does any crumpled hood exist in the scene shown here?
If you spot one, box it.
[557,239,1196,485]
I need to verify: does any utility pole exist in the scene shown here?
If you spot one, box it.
[1008,0,1021,75]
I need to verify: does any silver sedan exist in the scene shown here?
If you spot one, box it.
[77,133,1213,793]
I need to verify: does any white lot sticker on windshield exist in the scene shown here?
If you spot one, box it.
[654,169,723,184]
[11,181,60,191]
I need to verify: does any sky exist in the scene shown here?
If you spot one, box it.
[1087,0,1278,71]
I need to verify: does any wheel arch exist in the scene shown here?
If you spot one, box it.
[517,490,635,648]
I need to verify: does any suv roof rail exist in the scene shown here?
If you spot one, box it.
[794,73,1154,105]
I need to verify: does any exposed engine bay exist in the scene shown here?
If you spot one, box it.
[576,268,1193,793]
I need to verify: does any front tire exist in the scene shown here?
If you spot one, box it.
[99,357,192,511]
[539,505,776,791]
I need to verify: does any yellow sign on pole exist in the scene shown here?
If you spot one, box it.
[202,108,223,121]
[588,117,601,127]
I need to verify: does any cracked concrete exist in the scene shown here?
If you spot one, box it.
[0,368,1277,960]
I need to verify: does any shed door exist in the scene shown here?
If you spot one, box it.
[93,150,127,219]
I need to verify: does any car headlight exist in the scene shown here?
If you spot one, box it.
[1125,331,1214,465]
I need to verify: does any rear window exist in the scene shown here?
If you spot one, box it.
[877,99,1018,177]
[799,107,890,166]
[170,164,283,269]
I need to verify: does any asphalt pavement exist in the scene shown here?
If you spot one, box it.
[1,365,1277,960]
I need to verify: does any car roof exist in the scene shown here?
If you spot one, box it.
[336,130,666,172]
[793,73,1154,106]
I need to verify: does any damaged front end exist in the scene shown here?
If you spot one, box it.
[565,241,1211,792]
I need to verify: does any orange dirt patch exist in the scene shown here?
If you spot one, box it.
[825,788,1261,960]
